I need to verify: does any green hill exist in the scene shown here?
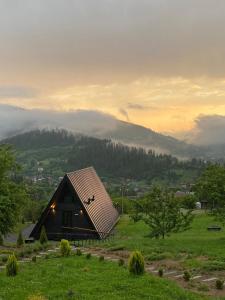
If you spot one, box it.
[1,129,204,185]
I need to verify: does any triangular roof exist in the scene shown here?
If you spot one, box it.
[66,167,119,238]
[30,167,119,239]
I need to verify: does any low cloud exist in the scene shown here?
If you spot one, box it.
[0,104,118,140]
[184,114,225,145]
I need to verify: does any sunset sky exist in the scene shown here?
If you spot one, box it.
[1,0,225,135]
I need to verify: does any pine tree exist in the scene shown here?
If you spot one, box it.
[39,226,48,244]
[16,231,24,247]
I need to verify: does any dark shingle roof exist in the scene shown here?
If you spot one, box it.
[66,167,119,238]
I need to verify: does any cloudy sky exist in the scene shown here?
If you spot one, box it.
[1,0,225,135]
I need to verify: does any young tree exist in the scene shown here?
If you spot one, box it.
[195,165,225,209]
[0,145,28,236]
[17,231,24,247]
[134,187,194,239]
[39,226,48,244]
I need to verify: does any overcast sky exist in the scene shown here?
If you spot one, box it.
[1,0,225,134]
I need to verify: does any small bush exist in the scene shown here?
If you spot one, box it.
[86,253,91,259]
[216,279,224,290]
[128,251,145,275]
[158,268,164,277]
[60,239,71,257]
[99,255,104,262]
[76,249,82,256]
[118,258,125,266]
[183,270,191,282]
[39,226,48,244]
[6,254,18,276]
[0,234,3,246]
[2,255,8,263]
[32,256,37,262]
[17,231,24,247]
[45,254,49,259]
[18,250,25,258]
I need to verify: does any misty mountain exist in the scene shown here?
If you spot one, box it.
[0,104,202,158]
[1,104,224,159]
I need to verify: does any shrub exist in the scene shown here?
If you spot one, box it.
[86,253,91,259]
[216,279,224,290]
[118,258,125,266]
[0,234,3,246]
[6,254,18,276]
[17,231,24,247]
[18,250,25,258]
[128,251,145,275]
[75,249,82,256]
[158,268,164,277]
[183,270,191,282]
[39,226,48,244]
[99,255,104,262]
[32,256,37,262]
[45,254,49,259]
[60,239,71,257]
[2,255,8,263]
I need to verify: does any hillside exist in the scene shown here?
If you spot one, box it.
[0,104,204,159]
[1,130,204,187]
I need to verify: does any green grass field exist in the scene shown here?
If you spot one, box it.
[102,213,225,260]
[0,254,208,300]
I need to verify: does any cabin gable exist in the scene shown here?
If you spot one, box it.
[30,167,119,241]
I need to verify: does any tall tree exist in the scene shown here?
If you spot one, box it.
[0,145,28,236]
[133,187,194,239]
[195,165,225,209]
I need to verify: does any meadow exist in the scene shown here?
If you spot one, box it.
[0,253,208,300]
[102,213,225,260]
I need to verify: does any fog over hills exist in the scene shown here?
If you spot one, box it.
[1,104,225,160]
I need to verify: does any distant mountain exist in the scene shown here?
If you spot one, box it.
[0,104,205,159]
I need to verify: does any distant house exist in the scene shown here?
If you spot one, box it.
[30,167,119,240]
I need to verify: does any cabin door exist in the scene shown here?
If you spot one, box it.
[62,211,73,229]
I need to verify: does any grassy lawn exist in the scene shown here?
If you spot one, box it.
[101,213,225,260]
[0,254,209,300]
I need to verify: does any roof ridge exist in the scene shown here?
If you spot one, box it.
[66,166,94,175]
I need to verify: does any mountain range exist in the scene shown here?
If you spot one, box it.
[1,104,224,160]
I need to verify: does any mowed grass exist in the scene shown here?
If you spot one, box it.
[103,213,225,260]
[0,255,208,300]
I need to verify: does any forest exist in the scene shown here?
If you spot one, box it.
[1,129,206,183]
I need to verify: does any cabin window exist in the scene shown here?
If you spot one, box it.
[62,211,72,227]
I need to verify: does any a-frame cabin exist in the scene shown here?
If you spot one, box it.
[30,167,119,240]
